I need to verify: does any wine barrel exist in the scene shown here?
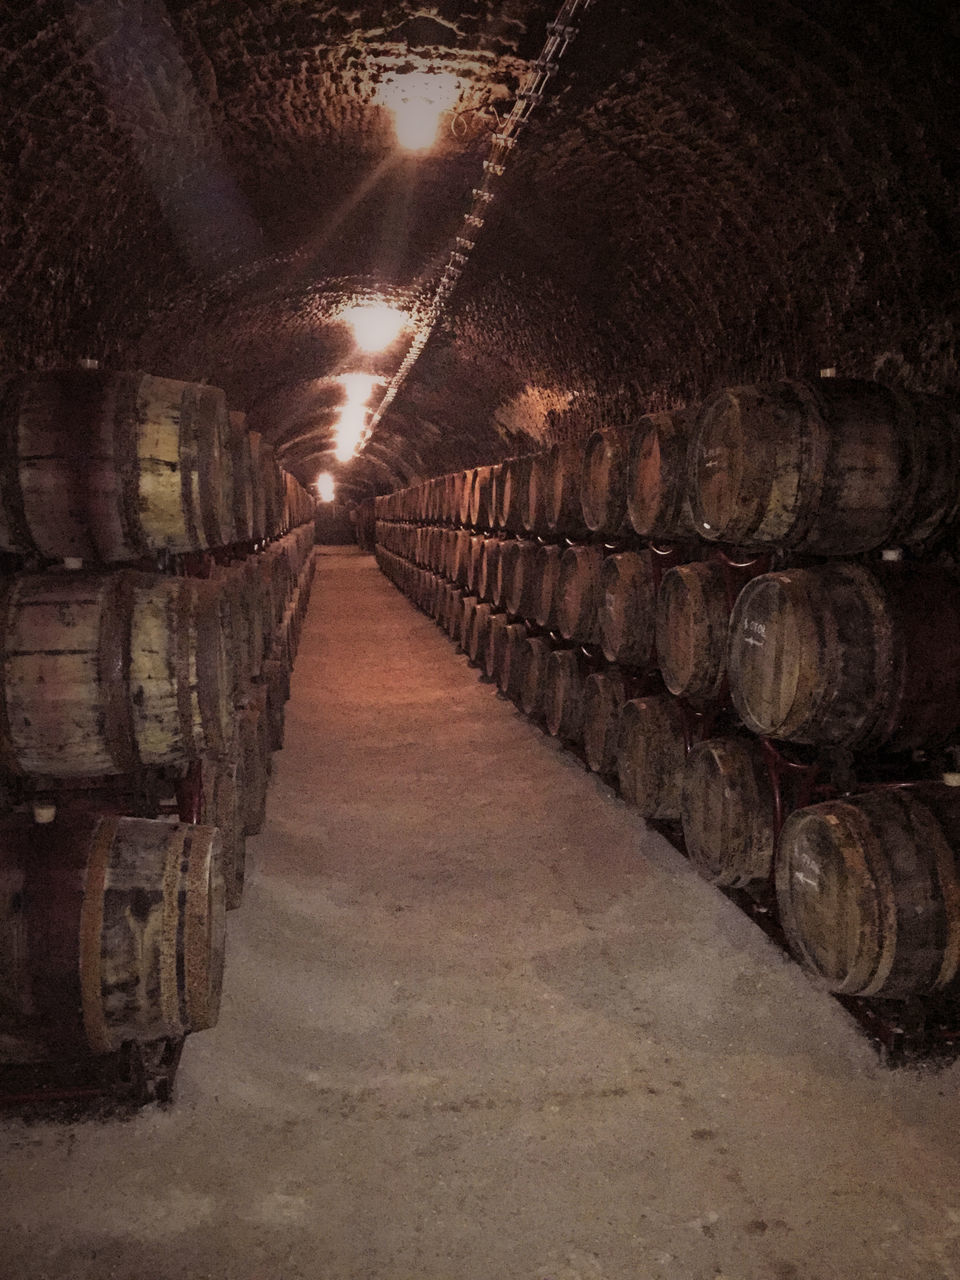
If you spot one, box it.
[435,580,449,628]
[728,562,960,750]
[522,450,552,535]
[626,409,697,540]
[0,572,231,777]
[200,752,247,911]
[438,583,452,637]
[156,575,233,762]
[506,540,540,621]
[435,528,448,576]
[466,535,485,594]
[459,470,475,526]
[248,432,268,543]
[582,670,626,774]
[259,440,284,540]
[485,613,509,681]
[432,477,446,524]
[260,657,289,751]
[688,379,960,554]
[776,786,960,999]
[451,530,471,587]
[210,561,256,699]
[617,695,686,820]
[470,466,496,530]
[598,551,657,667]
[557,544,604,645]
[427,571,443,620]
[459,596,479,654]
[535,543,564,631]
[245,677,273,778]
[581,425,636,537]
[545,442,590,538]
[238,701,271,839]
[437,581,451,628]
[498,456,531,533]
[0,370,234,561]
[655,562,730,703]
[680,737,775,887]
[426,526,441,573]
[445,587,464,643]
[229,411,255,544]
[441,472,458,525]
[544,649,586,742]
[437,529,454,579]
[520,636,552,719]
[498,622,529,699]
[478,538,502,604]
[496,540,520,612]
[467,602,493,666]
[0,812,224,1059]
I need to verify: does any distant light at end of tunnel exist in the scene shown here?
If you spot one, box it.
[377,72,460,152]
[342,304,407,353]
[316,473,335,502]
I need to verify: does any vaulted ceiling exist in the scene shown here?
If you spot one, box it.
[3,1,958,499]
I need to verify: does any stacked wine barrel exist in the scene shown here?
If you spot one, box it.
[375,378,960,1023]
[0,369,316,1105]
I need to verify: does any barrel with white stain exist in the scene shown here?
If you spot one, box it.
[0,813,224,1061]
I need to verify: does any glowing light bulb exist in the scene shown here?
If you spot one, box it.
[316,473,335,503]
[342,305,407,353]
[332,373,380,462]
[377,72,459,152]
[339,372,379,401]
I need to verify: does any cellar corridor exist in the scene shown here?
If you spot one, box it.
[3,546,960,1279]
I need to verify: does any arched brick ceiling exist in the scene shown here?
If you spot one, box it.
[3,1,958,496]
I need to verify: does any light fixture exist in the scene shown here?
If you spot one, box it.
[333,374,380,462]
[376,72,460,152]
[341,304,407,353]
[316,473,335,503]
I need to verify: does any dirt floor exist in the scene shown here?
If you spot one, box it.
[3,546,960,1280]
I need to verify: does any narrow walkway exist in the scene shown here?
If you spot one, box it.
[3,547,960,1280]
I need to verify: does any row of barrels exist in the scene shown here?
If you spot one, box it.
[376,540,960,1005]
[377,519,960,753]
[0,533,317,1085]
[376,377,960,557]
[0,369,315,564]
[0,524,313,779]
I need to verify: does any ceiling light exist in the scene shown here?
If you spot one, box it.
[339,372,379,400]
[316,473,335,503]
[333,373,380,462]
[377,72,460,152]
[342,305,407,353]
